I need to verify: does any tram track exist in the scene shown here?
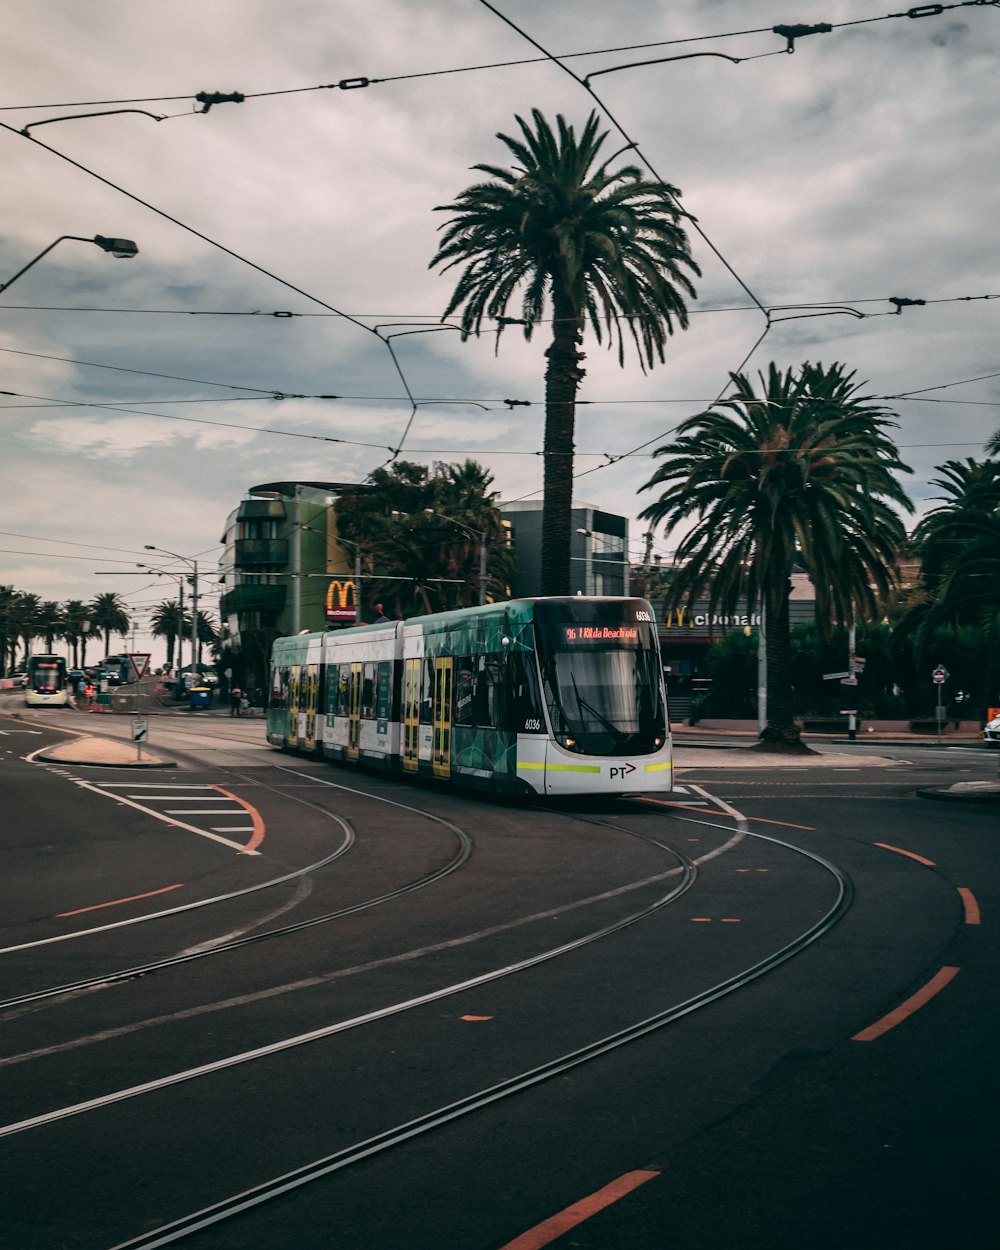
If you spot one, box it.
[0,762,476,1011]
[2,730,863,1250]
[97,823,854,1250]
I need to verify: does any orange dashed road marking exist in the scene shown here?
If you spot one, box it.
[497,1170,661,1250]
[461,1015,493,1021]
[57,884,184,917]
[852,966,960,1041]
[874,842,936,867]
[958,888,981,925]
[211,784,265,853]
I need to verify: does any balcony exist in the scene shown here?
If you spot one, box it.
[221,584,287,615]
[234,537,289,568]
[237,499,286,521]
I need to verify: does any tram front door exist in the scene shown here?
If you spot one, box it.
[432,657,452,779]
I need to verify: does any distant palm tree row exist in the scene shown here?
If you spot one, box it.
[0,588,219,675]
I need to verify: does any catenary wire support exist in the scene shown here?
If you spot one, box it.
[20,108,165,135]
[194,91,246,112]
[889,296,927,314]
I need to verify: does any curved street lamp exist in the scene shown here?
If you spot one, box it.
[144,546,200,675]
[0,234,139,294]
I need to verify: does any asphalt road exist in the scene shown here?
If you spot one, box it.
[0,700,997,1250]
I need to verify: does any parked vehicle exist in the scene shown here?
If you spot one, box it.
[984,713,1000,747]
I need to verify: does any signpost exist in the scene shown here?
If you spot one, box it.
[932,666,949,744]
[131,715,148,762]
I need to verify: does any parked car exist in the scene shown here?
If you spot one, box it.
[10,670,27,687]
[984,714,1000,747]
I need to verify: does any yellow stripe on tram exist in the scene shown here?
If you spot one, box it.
[643,762,672,773]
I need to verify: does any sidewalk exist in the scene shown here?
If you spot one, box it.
[31,723,998,799]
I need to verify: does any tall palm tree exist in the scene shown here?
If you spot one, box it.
[14,592,41,665]
[902,458,1000,703]
[0,585,17,673]
[640,361,913,749]
[35,601,65,653]
[62,599,91,668]
[88,592,131,656]
[150,599,184,672]
[431,109,699,595]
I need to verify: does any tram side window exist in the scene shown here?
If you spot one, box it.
[420,656,434,724]
[271,665,287,710]
[475,655,500,729]
[336,664,350,716]
[454,659,476,727]
[376,661,391,725]
[361,662,376,718]
[507,651,544,733]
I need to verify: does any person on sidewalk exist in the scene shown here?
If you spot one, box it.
[230,685,242,717]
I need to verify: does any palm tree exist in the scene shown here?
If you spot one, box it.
[150,599,184,671]
[14,592,41,665]
[35,601,65,653]
[61,599,91,668]
[639,361,913,749]
[0,585,18,673]
[337,458,513,615]
[431,109,699,595]
[902,458,1000,705]
[88,592,131,656]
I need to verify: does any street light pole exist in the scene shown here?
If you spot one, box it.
[0,234,139,294]
[144,546,199,679]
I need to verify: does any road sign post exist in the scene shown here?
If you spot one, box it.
[932,666,948,744]
[131,715,148,762]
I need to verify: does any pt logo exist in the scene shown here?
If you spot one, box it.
[609,762,636,781]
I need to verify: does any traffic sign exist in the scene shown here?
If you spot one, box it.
[840,676,858,686]
[128,652,152,681]
[131,717,148,742]
[932,666,948,685]
[823,671,850,680]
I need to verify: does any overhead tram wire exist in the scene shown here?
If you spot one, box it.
[2,3,995,114]
[0,121,429,472]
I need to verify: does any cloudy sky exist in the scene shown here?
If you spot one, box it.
[2,0,998,663]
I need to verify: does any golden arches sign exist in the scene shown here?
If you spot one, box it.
[325,578,357,623]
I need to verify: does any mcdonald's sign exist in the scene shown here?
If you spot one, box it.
[325,578,358,623]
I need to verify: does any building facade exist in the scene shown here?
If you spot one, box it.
[501,500,628,598]
[218,481,364,689]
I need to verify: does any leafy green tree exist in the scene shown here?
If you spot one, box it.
[88,592,131,656]
[336,459,512,616]
[640,361,913,749]
[430,108,699,595]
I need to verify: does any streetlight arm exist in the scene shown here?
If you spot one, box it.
[0,234,138,293]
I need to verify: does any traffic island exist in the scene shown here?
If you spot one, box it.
[35,736,174,768]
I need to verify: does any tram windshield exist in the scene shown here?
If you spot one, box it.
[27,657,66,692]
[533,601,666,756]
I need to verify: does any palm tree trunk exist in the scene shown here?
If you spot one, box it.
[541,288,585,597]
[759,578,806,749]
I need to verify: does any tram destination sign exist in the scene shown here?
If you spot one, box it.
[564,625,640,643]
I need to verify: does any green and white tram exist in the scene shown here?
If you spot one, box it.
[267,597,672,796]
